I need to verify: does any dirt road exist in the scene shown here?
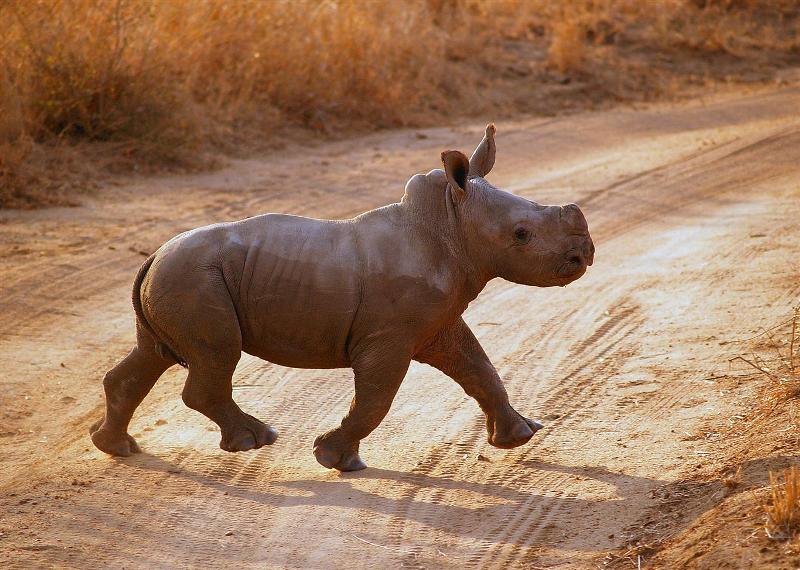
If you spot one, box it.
[1,88,799,569]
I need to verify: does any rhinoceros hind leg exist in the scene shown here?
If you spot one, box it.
[182,362,278,453]
[162,275,277,452]
[90,330,174,456]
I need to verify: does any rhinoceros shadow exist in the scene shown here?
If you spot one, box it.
[123,451,798,555]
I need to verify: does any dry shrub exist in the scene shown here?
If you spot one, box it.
[2,0,458,144]
[549,19,586,73]
[722,466,743,491]
[651,0,800,55]
[764,465,800,541]
[544,1,621,73]
[0,0,462,207]
[1,0,799,208]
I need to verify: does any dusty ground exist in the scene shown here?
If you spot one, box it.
[1,87,799,568]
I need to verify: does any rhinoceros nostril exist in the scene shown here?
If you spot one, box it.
[569,255,582,265]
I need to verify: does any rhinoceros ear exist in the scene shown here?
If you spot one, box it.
[468,123,496,178]
[441,150,470,200]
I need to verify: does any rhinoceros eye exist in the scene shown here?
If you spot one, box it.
[513,227,531,244]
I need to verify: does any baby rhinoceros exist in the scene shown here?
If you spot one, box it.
[90,125,594,471]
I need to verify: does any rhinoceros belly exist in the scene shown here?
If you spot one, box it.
[230,215,360,369]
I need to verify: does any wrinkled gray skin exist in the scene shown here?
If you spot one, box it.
[90,125,594,471]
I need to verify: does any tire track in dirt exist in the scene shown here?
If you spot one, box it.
[374,281,642,568]
[140,346,453,566]
[115,362,361,562]
[383,311,608,562]
[353,306,593,564]
[575,126,800,244]
[469,324,642,568]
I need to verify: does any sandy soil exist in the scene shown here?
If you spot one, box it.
[1,87,799,569]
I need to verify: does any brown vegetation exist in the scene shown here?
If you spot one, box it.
[734,306,800,411]
[1,0,799,208]
[765,466,800,542]
[624,306,800,567]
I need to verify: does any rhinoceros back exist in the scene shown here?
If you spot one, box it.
[221,214,362,369]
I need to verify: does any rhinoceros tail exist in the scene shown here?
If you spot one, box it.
[132,254,188,368]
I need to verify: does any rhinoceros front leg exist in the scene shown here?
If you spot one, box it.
[415,318,543,449]
[314,346,411,472]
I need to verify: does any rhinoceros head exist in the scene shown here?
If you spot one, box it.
[441,124,594,287]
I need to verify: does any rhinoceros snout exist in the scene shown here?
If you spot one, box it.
[559,204,593,270]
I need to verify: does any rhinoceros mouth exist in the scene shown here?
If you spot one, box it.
[558,256,585,276]
[554,257,587,285]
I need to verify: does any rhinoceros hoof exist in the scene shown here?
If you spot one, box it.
[489,416,543,450]
[220,415,278,452]
[89,419,142,457]
[313,435,367,472]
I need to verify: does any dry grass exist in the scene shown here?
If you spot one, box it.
[548,19,586,74]
[731,306,800,409]
[722,466,743,491]
[721,307,800,545]
[764,465,800,541]
[2,0,799,208]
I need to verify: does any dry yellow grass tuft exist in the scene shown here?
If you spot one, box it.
[548,19,586,74]
[722,466,743,491]
[765,465,800,541]
[731,306,800,410]
[2,0,799,208]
